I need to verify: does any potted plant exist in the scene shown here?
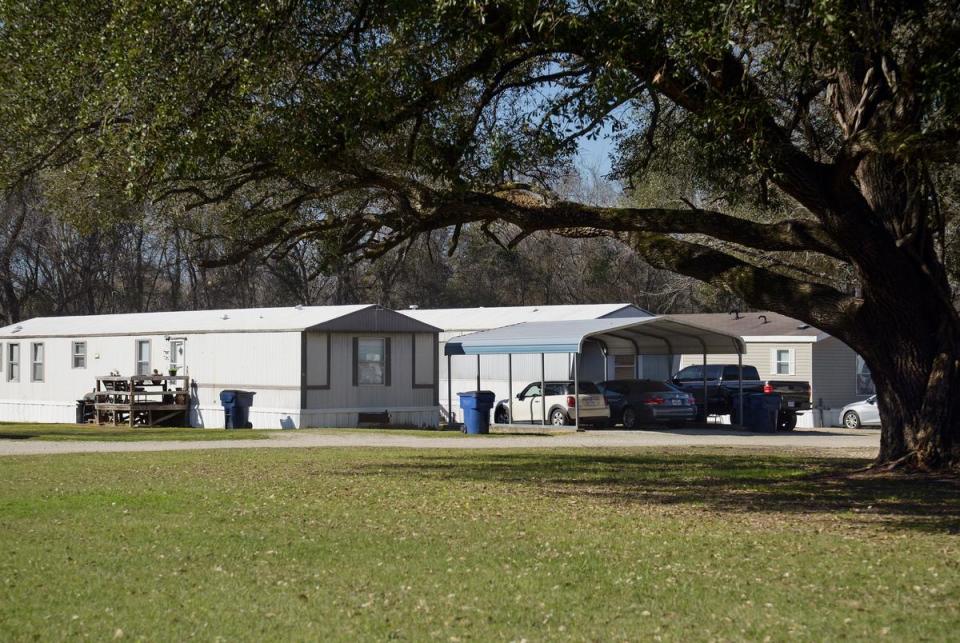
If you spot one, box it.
[168,366,178,376]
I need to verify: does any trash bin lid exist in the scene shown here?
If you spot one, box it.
[219,390,238,403]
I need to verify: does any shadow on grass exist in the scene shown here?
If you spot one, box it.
[365,451,960,534]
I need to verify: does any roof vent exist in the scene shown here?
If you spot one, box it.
[294,304,304,310]
[730,310,740,320]
[221,314,230,320]
[758,314,768,324]
[408,305,419,310]
[11,325,22,333]
[797,323,810,329]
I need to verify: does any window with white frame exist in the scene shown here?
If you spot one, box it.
[613,354,636,379]
[7,343,19,382]
[856,355,875,396]
[772,348,794,375]
[30,343,44,382]
[135,340,151,375]
[72,341,87,369]
[357,338,386,385]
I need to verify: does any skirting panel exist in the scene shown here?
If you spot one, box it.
[299,406,440,429]
[0,400,76,424]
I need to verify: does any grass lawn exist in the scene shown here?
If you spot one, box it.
[0,448,957,640]
[0,423,271,441]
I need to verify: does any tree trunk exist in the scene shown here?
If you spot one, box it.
[843,296,960,471]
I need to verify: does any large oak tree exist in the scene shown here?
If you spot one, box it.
[1,0,958,468]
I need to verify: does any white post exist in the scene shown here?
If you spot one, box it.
[507,353,513,424]
[541,353,546,426]
[574,352,581,431]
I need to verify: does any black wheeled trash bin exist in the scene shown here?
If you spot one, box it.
[219,390,256,429]
[742,393,781,433]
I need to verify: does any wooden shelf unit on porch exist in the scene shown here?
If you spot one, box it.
[94,375,191,427]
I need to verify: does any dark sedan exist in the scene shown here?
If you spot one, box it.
[597,379,698,429]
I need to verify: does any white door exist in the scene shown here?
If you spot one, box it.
[169,339,185,374]
[861,395,881,425]
[515,383,542,423]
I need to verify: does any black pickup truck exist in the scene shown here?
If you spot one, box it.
[671,364,812,430]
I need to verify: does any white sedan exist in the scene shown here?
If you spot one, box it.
[840,395,881,428]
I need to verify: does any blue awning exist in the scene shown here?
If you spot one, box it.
[443,316,745,356]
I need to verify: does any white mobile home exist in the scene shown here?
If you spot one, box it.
[673,312,874,427]
[0,305,441,428]
[401,304,680,421]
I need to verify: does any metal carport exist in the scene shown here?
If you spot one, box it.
[444,317,747,430]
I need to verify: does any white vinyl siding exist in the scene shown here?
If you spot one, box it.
[72,341,87,369]
[30,343,44,382]
[135,339,151,375]
[772,348,795,376]
[7,343,19,382]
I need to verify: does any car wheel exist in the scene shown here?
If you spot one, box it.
[622,406,638,430]
[843,411,862,429]
[778,412,798,431]
[494,406,508,424]
[549,408,568,426]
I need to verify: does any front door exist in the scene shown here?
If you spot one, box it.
[169,339,185,374]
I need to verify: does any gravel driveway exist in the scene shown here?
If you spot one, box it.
[0,427,880,457]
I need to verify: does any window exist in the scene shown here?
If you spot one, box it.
[356,338,385,385]
[135,340,151,376]
[72,341,87,369]
[613,354,636,379]
[520,383,542,398]
[7,343,19,382]
[30,343,44,382]
[856,355,875,396]
[773,348,794,375]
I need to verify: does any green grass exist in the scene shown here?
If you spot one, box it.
[0,423,270,441]
[0,448,957,640]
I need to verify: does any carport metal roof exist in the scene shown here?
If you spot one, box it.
[443,316,745,356]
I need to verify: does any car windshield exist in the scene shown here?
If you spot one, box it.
[628,380,673,394]
[565,382,600,394]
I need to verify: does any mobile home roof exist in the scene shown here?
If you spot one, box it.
[0,305,439,339]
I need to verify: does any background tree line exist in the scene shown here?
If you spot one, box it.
[0,170,737,326]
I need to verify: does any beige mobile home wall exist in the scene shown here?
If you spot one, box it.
[678,341,815,426]
[810,337,863,426]
[302,331,439,427]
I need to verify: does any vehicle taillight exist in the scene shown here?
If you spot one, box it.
[566,395,576,407]
[763,382,774,394]
[644,396,665,405]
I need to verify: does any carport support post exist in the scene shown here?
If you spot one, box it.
[737,352,744,427]
[541,353,546,426]
[507,353,513,423]
[447,354,453,427]
[573,352,580,431]
[476,355,480,392]
[702,352,708,423]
